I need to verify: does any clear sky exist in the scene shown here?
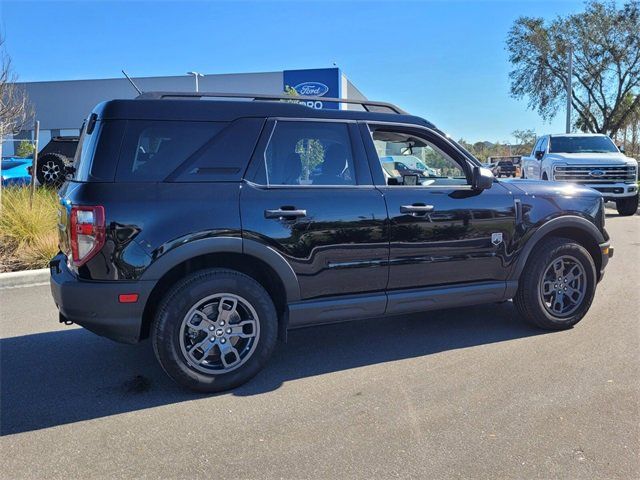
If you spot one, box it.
[1,0,585,142]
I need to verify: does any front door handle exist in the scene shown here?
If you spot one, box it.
[264,207,307,219]
[400,204,434,215]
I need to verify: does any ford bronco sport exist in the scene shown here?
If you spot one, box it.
[50,92,613,392]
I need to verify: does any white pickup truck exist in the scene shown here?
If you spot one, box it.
[521,133,638,216]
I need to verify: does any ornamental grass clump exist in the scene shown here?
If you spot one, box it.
[0,186,59,272]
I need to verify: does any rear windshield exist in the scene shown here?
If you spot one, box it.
[549,136,618,154]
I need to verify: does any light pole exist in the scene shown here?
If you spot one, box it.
[566,45,573,134]
[187,71,204,92]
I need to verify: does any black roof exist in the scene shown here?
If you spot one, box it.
[94,99,434,128]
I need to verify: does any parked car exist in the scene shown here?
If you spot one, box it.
[1,157,32,186]
[50,93,613,392]
[487,156,520,178]
[521,133,638,216]
[381,155,439,177]
[31,136,79,187]
[380,158,426,178]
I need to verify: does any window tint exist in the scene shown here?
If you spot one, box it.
[373,130,467,187]
[263,121,356,186]
[116,121,223,182]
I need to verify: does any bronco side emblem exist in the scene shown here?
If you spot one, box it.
[491,232,503,246]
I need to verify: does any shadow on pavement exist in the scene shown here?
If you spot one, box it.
[1,301,544,435]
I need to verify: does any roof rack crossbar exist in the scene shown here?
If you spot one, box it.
[135,91,407,114]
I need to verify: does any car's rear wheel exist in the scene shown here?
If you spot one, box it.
[152,268,278,392]
[615,194,638,216]
[514,237,596,330]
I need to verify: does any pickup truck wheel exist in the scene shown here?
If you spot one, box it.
[615,194,638,216]
[152,268,278,392]
[514,237,596,330]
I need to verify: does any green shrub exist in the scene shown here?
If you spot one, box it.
[0,186,59,272]
[15,140,35,158]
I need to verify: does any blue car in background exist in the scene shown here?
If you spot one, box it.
[1,157,32,186]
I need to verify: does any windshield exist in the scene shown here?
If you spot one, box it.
[549,136,618,154]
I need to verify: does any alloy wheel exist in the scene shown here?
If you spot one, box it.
[41,160,61,183]
[179,293,260,374]
[539,255,587,317]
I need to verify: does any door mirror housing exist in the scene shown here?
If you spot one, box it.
[472,166,494,190]
[618,144,625,154]
[535,150,545,160]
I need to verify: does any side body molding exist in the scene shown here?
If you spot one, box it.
[139,236,301,303]
[510,215,605,280]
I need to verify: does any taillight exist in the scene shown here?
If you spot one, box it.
[69,205,105,266]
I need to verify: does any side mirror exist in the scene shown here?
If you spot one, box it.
[618,145,625,154]
[535,150,544,160]
[472,166,494,190]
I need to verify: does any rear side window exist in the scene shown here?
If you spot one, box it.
[259,121,356,186]
[116,121,224,182]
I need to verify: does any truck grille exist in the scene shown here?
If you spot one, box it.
[553,165,636,183]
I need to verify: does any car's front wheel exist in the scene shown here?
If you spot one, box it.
[615,194,638,216]
[514,237,596,330]
[152,269,278,392]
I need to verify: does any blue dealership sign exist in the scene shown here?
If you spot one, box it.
[283,68,341,110]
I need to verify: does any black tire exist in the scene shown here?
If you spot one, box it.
[615,194,638,216]
[152,268,278,392]
[514,237,596,330]
[35,153,66,186]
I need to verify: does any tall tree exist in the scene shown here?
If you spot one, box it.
[507,1,640,137]
[512,129,537,155]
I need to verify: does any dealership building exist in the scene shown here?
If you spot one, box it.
[3,68,367,156]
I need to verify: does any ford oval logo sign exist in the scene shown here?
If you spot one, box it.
[294,82,329,97]
[589,169,605,177]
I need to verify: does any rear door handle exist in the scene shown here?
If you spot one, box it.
[400,204,434,215]
[264,208,307,219]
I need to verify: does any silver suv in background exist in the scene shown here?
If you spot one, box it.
[521,133,638,216]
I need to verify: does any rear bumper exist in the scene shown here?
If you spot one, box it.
[49,253,154,344]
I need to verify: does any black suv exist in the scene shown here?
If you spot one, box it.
[50,93,613,392]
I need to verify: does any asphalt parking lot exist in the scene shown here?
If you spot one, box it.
[1,208,638,479]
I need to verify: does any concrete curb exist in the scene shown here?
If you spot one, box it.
[0,268,49,289]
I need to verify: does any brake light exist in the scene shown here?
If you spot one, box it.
[69,205,105,266]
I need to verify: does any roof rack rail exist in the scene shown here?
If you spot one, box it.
[135,91,407,114]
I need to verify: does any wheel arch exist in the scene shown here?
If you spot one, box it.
[138,237,300,340]
[512,216,605,282]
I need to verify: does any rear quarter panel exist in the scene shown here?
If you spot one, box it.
[61,181,242,280]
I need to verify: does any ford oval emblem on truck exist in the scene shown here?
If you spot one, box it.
[589,169,605,177]
[294,82,329,97]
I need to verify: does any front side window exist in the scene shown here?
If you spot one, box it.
[549,135,618,154]
[263,121,356,186]
[373,129,467,187]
